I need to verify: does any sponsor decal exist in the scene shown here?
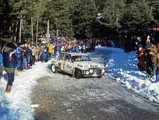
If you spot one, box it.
[77,64,83,67]
[66,64,72,68]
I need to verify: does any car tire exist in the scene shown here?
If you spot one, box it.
[97,75,102,78]
[51,64,57,73]
[75,69,82,79]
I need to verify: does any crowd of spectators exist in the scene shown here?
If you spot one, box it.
[0,39,96,93]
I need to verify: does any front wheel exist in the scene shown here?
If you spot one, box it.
[75,69,82,79]
[97,75,102,78]
[51,64,57,73]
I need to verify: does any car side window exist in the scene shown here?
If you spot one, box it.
[64,54,71,62]
[57,53,64,60]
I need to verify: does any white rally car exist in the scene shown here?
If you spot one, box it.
[51,52,105,79]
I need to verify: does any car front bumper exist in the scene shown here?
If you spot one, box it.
[81,68,104,77]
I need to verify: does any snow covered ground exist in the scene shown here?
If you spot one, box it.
[0,47,159,120]
[90,47,159,103]
[0,62,51,120]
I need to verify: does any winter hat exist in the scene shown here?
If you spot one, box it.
[17,42,22,47]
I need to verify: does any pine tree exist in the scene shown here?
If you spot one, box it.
[72,0,97,39]
[100,0,126,29]
[120,0,154,32]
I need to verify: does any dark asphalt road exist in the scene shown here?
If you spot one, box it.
[31,73,159,120]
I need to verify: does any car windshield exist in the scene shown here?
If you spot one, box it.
[71,55,91,62]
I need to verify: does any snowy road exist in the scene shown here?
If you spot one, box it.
[32,72,159,120]
[1,47,159,120]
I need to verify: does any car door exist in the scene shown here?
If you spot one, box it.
[63,54,73,74]
[56,53,64,70]
[62,54,68,71]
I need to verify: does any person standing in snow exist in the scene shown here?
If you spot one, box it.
[79,44,82,52]
[22,44,28,70]
[2,42,17,93]
[82,44,86,53]
[75,44,79,52]
[149,43,159,82]
[35,45,39,62]
[71,44,76,52]
[144,36,155,77]
[26,44,32,68]
[32,45,36,65]
[137,47,145,71]
[68,43,72,52]
[36,45,41,61]
[48,42,53,59]
[19,44,25,71]
[0,45,3,80]
[40,49,48,63]
[16,43,22,71]
[149,42,158,76]
[57,44,61,54]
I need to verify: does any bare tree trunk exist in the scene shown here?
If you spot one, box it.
[9,25,12,41]
[46,19,50,42]
[13,21,18,42]
[116,17,119,27]
[19,15,22,42]
[36,18,38,45]
[35,0,42,45]
[31,17,34,44]
[150,6,153,15]
[56,29,59,39]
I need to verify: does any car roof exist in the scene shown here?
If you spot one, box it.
[61,52,88,56]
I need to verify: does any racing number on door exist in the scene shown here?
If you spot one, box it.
[66,63,72,73]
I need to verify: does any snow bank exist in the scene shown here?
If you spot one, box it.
[91,47,159,103]
[0,62,51,120]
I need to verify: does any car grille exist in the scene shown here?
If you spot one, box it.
[93,68,101,75]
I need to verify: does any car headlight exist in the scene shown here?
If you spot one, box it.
[86,71,89,75]
[102,69,105,73]
[89,69,93,74]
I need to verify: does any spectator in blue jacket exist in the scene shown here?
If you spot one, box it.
[57,44,61,54]
[0,45,3,80]
[75,45,79,52]
[40,49,48,62]
[2,42,17,93]
[23,44,28,69]
[71,46,76,52]
[16,42,22,71]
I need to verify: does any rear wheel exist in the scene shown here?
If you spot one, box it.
[51,64,57,73]
[75,69,82,79]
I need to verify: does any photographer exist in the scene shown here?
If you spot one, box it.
[144,35,157,77]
